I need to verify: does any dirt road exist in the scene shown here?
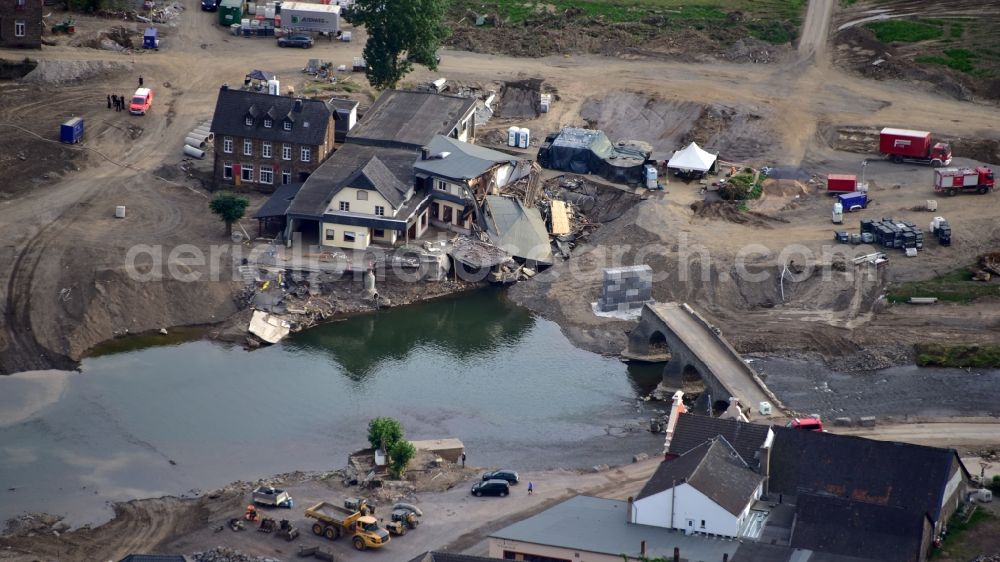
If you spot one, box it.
[831,420,1000,450]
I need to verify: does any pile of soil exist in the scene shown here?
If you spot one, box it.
[579,93,702,152]
[22,59,128,84]
[496,78,543,119]
[690,200,782,228]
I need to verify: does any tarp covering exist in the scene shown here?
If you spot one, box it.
[537,128,651,185]
[666,142,717,172]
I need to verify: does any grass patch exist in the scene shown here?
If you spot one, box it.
[916,343,1000,369]
[916,48,979,73]
[749,20,794,44]
[302,79,366,95]
[452,0,805,26]
[950,22,964,38]
[886,267,1000,303]
[931,509,995,560]
[865,19,943,43]
[839,0,857,5]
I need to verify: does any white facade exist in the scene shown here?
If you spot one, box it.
[633,481,762,538]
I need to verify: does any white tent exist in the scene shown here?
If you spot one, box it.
[666,142,717,172]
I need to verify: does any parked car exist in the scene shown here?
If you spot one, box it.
[481,469,519,485]
[278,35,314,48]
[129,87,153,115]
[471,479,509,497]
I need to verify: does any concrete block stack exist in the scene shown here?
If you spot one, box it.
[597,265,653,312]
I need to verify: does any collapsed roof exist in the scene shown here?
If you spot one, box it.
[537,128,651,185]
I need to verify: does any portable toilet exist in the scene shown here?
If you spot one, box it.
[832,202,844,224]
[644,164,657,189]
[267,78,280,96]
[517,127,530,149]
[59,117,84,144]
[507,126,518,147]
[143,27,158,49]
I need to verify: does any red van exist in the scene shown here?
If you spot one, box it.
[129,87,153,115]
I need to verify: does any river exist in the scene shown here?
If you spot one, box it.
[0,290,664,527]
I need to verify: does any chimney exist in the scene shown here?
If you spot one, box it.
[293,99,303,112]
[627,496,634,524]
[663,390,687,457]
[673,547,680,562]
[640,541,646,556]
[221,84,229,90]
[420,147,430,160]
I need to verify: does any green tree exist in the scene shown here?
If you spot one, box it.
[388,439,416,479]
[349,0,448,90]
[367,416,404,451]
[208,192,249,237]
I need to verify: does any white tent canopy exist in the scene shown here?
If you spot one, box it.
[666,142,717,172]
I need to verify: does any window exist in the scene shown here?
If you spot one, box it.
[434,179,448,191]
[700,520,706,529]
[245,116,253,126]
[223,137,233,153]
[262,141,272,159]
[264,118,272,129]
[14,20,26,36]
[283,120,292,131]
[339,201,350,212]
[241,164,254,182]
[259,165,273,185]
[325,229,335,241]
[223,162,233,179]
[421,212,428,226]
[243,139,252,156]
[300,147,311,162]
[356,191,368,201]
[282,171,291,185]
[374,205,385,216]
[442,205,453,224]
[374,229,385,238]
[344,231,356,242]
[15,0,25,8]
[282,144,292,161]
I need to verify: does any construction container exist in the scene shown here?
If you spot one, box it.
[142,27,158,49]
[926,199,937,211]
[826,173,856,193]
[115,205,126,218]
[280,1,340,33]
[59,117,84,144]
[219,0,243,26]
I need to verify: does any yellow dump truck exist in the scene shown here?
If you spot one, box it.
[304,501,390,550]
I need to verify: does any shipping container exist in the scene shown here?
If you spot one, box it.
[219,0,243,26]
[826,173,856,193]
[836,191,868,212]
[880,128,931,159]
[60,117,84,144]
[280,1,340,33]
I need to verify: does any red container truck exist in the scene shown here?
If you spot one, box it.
[879,128,952,167]
[827,174,857,194]
[934,167,995,196]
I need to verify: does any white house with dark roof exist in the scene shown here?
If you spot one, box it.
[633,437,765,538]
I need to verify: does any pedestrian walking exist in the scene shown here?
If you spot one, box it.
[527,482,533,495]
[138,75,143,87]
[461,452,466,468]
[107,94,112,110]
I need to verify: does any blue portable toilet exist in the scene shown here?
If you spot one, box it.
[143,27,158,49]
[60,117,84,144]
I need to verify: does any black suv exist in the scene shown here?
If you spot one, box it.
[472,479,509,497]
[482,469,519,485]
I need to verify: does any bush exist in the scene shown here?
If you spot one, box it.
[987,475,1000,493]
[367,417,404,451]
[865,20,943,43]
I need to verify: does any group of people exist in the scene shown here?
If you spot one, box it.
[107,93,128,112]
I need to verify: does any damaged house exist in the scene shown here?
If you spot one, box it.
[537,127,652,185]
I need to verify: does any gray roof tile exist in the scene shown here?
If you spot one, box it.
[347,90,476,150]
[668,413,771,469]
[210,87,331,146]
[415,135,523,181]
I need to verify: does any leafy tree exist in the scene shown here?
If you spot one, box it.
[367,416,404,451]
[208,192,249,237]
[349,0,448,90]
[388,439,416,479]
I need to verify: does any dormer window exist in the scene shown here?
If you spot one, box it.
[264,118,272,129]
[283,121,292,131]
[245,116,254,126]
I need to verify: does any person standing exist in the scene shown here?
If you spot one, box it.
[111,94,117,111]
[461,452,466,468]
[527,482,533,495]
[107,94,112,110]
[119,94,126,112]
[138,75,143,87]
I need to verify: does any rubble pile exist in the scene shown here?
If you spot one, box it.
[2,513,68,537]
[969,554,1000,562]
[192,547,279,562]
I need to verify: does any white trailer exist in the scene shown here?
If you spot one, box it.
[280,2,340,33]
